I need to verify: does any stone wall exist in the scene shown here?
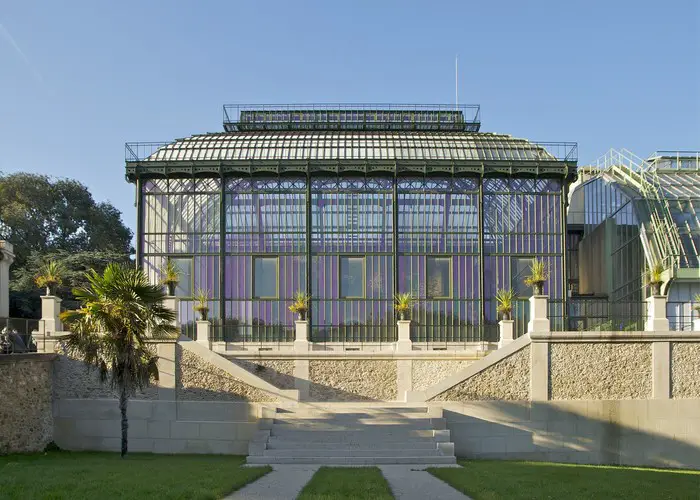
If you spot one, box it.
[0,354,56,454]
[549,343,652,400]
[430,347,530,402]
[441,399,700,469]
[178,347,277,402]
[671,343,700,399]
[54,399,260,455]
[53,351,158,400]
[308,360,397,401]
[227,358,296,390]
[412,360,476,392]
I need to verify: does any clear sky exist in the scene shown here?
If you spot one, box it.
[1,1,698,234]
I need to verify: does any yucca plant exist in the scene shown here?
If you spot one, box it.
[394,292,414,321]
[193,288,210,321]
[60,264,178,457]
[693,294,700,316]
[495,288,516,321]
[289,291,311,321]
[524,258,549,296]
[35,260,65,296]
[646,261,664,296]
[159,260,180,296]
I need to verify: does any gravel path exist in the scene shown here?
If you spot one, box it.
[224,465,320,500]
[380,465,472,500]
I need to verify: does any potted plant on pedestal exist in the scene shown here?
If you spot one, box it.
[524,258,549,296]
[289,291,311,321]
[495,288,516,321]
[35,260,65,296]
[647,261,664,296]
[394,293,414,321]
[160,260,180,296]
[193,288,210,321]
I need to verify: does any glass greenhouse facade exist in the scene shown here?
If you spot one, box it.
[126,105,578,344]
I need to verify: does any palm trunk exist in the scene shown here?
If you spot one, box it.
[119,385,129,457]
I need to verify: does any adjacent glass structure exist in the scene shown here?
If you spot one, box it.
[127,105,578,343]
[567,150,700,331]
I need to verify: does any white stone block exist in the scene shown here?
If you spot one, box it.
[396,320,412,352]
[499,320,515,349]
[645,295,669,332]
[527,295,550,333]
[41,296,62,336]
[196,320,210,344]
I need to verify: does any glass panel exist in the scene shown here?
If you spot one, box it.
[340,257,365,298]
[426,257,451,298]
[170,258,192,297]
[254,257,278,298]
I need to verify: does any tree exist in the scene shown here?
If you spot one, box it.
[11,250,132,316]
[60,264,178,457]
[0,172,133,317]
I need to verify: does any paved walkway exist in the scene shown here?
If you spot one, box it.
[225,465,319,500]
[380,465,471,500]
[226,464,470,500]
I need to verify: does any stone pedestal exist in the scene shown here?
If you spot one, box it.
[0,241,15,318]
[527,295,550,333]
[396,320,412,353]
[40,296,62,336]
[196,320,210,345]
[499,320,515,349]
[645,295,669,332]
[163,296,181,330]
[294,320,310,352]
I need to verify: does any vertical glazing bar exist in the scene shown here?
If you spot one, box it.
[306,173,312,338]
[478,177,485,337]
[220,176,225,332]
[135,177,144,269]
[561,180,568,331]
[393,175,399,339]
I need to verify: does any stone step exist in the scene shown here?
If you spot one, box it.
[246,455,457,465]
[275,406,441,418]
[266,438,439,450]
[262,448,444,458]
[269,429,449,441]
[271,418,446,430]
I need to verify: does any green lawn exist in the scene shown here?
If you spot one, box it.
[297,467,394,500]
[429,460,700,500]
[0,451,270,500]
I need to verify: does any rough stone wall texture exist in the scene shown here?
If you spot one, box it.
[53,345,158,400]
[309,360,397,401]
[412,360,476,392]
[671,343,700,399]
[178,346,276,402]
[0,356,54,453]
[227,358,295,390]
[431,347,530,401]
[550,343,652,400]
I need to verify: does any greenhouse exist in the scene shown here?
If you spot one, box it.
[125,104,578,344]
[567,149,700,331]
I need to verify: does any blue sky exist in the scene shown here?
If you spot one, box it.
[1,1,698,233]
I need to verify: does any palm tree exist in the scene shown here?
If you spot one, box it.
[60,264,178,457]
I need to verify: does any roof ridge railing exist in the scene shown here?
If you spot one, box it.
[222,103,481,133]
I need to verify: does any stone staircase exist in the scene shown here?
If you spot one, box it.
[246,404,456,465]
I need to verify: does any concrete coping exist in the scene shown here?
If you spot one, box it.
[216,351,488,361]
[529,331,700,342]
[0,353,57,364]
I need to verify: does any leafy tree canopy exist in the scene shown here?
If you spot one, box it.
[0,173,132,268]
[0,173,134,317]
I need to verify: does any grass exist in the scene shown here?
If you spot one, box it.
[429,460,700,500]
[0,451,270,500]
[297,467,394,500]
